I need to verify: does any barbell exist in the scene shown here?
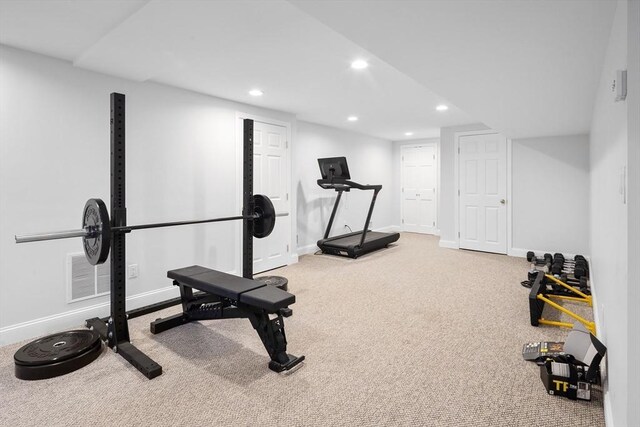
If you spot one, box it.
[15,194,286,265]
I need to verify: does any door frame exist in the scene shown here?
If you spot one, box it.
[234,112,296,275]
[453,130,513,254]
[399,141,440,235]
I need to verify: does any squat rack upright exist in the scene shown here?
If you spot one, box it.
[82,93,258,379]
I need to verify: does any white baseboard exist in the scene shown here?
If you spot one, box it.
[509,247,587,259]
[297,243,318,256]
[587,258,613,427]
[0,285,180,346]
[509,247,529,258]
[439,239,458,249]
[376,225,401,233]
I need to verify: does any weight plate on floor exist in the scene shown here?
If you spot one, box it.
[255,275,288,291]
[82,198,111,265]
[14,329,103,380]
[252,194,276,239]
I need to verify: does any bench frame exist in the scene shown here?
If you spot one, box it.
[151,279,304,372]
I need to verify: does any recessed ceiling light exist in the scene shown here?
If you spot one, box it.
[347,116,359,122]
[405,132,414,136]
[350,59,369,70]
[249,89,264,96]
[436,104,448,111]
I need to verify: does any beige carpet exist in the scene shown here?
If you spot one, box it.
[0,233,604,426]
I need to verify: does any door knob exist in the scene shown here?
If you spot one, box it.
[500,199,506,205]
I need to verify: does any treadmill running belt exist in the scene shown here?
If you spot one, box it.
[325,231,389,247]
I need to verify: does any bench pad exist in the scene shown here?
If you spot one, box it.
[241,284,295,312]
[167,265,295,312]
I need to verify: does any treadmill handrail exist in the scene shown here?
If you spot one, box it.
[317,178,382,192]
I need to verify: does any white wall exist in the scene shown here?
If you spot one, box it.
[626,1,640,424]
[438,123,490,245]
[294,121,394,253]
[511,135,590,255]
[391,138,439,231]
[440,124,591,256]
[0,46,295,344]
[588,1,631,425]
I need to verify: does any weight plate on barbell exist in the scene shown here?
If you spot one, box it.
[82,198,111,265]
[252,194,276,239]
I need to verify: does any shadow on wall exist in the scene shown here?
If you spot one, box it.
[297,181,348,245]
[515,135,589,172]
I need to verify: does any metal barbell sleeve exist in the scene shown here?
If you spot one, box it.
[15,228,90,243]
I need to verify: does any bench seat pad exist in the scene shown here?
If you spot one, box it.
[167,265,295,312]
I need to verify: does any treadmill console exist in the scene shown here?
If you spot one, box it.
[318,157,351,180]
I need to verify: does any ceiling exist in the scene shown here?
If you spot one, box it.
[291,0,617,139]
[0,0,616,140]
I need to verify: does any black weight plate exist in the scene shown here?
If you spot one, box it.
[82,198,111,265]
[14,330,102,380]
[252,194,276,239]
[254,275,289,291]
[526,251,534,262]
[14,329,101,366]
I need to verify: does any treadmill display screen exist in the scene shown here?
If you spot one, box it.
[318,157,351,180]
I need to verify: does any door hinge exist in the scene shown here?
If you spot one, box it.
[402,187,404,192]
[286,193,289,201]
[433,154,435,160]
[402,219,404,224]
[458,190,460,196]
[285,140,288,148]
[433,221,435,226]
[458,231,460,238]
[458,147,460,154]
[286,244,289,252]
[402,156,404,161]
[296,234,299,244]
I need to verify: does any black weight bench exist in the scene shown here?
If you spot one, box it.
[150,265,304,372]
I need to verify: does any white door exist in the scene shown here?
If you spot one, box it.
[458,133,507,254]
[401,144,437,234]
[252,121,290,273]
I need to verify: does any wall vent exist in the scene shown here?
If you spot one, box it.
[67,253,110,303]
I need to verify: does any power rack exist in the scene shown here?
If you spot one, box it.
[83,94,262,379]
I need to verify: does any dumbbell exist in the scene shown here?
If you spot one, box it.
[552,262,589,278]
[526,251,553,267]
[551,253,589,278]
[563,255,589,279]
[559,273,590,294]
[547,273,590,295]
[554,253,587,267]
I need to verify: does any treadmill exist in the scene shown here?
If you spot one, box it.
[316,157,400,258]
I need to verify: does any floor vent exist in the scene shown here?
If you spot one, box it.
[68,253,110,303]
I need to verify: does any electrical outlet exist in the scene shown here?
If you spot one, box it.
[128,264,139,279]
